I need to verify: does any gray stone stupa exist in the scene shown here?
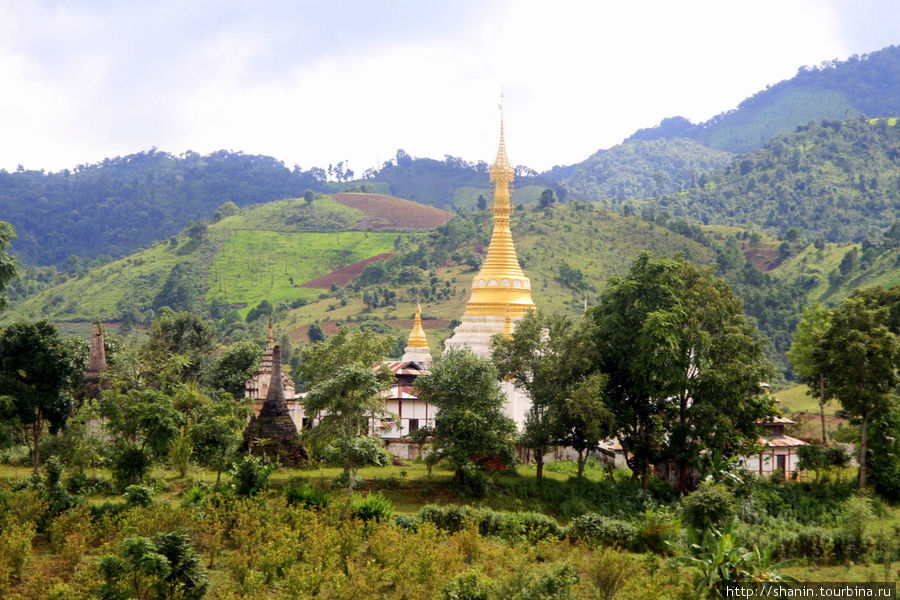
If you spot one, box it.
[80,321,109,399]
[244,345,308,466]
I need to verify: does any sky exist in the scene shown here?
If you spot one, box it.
[1,0,899,175]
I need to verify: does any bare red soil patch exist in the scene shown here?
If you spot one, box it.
[742,244,782,271]
[331,193,452,230]
[299,252,393,288]
[388,319,452,330]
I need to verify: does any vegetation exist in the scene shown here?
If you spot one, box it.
[586,252,775,491]
[653,117,900,243]
[0,150,330,266]
[626,45,900,153]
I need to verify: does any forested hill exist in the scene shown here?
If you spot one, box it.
[358,150,563,209]
[0,150,330,266]
[547,138,733,203]
[650,117,900,242]
[627,45,900,153]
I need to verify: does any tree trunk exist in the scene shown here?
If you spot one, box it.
[641,464,649,489]
[819,372,827,445]
[31,419,42,475]
[858,414,869,489]
[576,449,587,478]
[676,459,688,495]
[535,455,543,482]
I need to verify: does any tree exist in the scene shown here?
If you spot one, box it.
[0,221,17,311]
[297,328,393,491]
[558,371,615,478]
[0,321,79,473]
[476,194,487,211]
[787,303,833,444]
[492,310,601,480]
[144,310,216,384]
[414,347,517,481]
[587,252,773,492]
[307,323,325,343]
[206,341,262,397]
[539,188,556,209]
[813,287,900,489]
[103,389,182,486]
[191,392,249,486]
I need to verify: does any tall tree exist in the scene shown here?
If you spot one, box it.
[492,310,592,480]
[297,327,393,490]
[0,221,17,311]
[414,347,517,481]
[0,321,79,473]
[787,303,833,444]
[813,287,900,489]
[587,252,773,492]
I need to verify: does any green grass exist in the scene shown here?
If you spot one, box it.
[216,195,364,233]
[206,230,397,312]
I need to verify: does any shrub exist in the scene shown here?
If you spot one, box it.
[352,492,394,522]
[284,482,329,510]
[181,485,206,508]
[569,513,639,550]
[440,570,493,600]
[418,504,474,534]
[229,456,273,496]
[681,482,736,530]
[123,485,154,508]
[636,508,680,554]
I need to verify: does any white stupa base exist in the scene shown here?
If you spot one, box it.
[401,345,433,366]
[443,315,509,358]
[443,314,532,429]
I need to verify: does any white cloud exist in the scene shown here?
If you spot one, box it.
[0,1,895,173]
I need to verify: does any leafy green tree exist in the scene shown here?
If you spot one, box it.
[99,530,207,600]
[103,389,182,486]
[307,322,326,343]
[298,328,393,491]
[191,392,248,486]
[0,221,17,311]
[414,347,517,481]
[492,311,597,480]
[206,341,262,397]
[587,252,773,491]
[787,303,833,444]
[539,188,556,209]
[0,321,79,473]
[867,405,900,499]
[144,310,216,384]
[558,372,615,478]
[813,287,900,489]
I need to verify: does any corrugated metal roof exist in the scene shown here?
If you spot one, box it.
[761,435,806,447]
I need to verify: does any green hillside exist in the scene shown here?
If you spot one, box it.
[553,138,733,203]
[1,193,448,325]
[650,117,900,243]
[627,45,900,154]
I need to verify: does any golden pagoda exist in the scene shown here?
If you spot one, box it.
[463,110,536,319]
[444,105,537,364]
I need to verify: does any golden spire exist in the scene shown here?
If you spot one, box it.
[461,99,536,319]
[407,303,428,348]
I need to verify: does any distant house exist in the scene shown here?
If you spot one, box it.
[738,416,806,477]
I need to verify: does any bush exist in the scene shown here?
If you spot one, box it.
[123,485,154,508]
[568,513,639,550]
[440,570,493,600]
[229,456,273,496]
[681,482,736,530]
[110,442,152,489]
[284,481,329,510]
[351,492,394,522]
[418,504,474,534]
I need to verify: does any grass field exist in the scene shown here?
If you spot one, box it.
[207,230,398,313]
